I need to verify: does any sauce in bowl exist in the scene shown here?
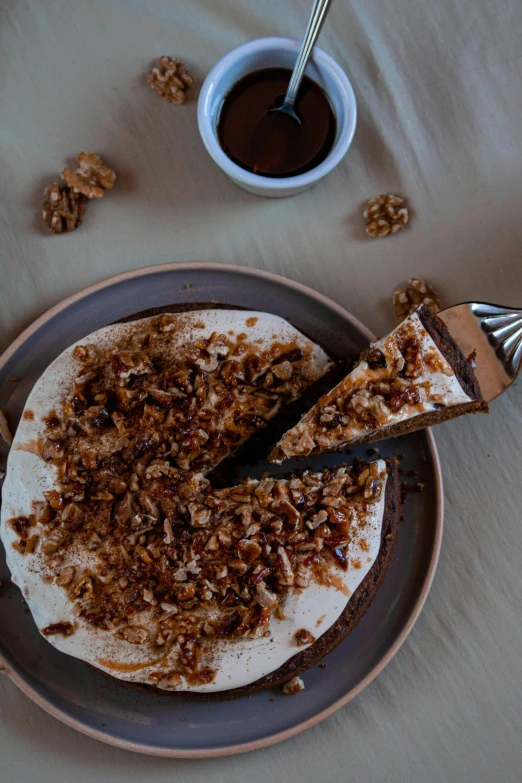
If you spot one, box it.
[217,67,336,178]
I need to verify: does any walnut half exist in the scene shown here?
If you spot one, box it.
[43,152,116,234]
[148,56,196,105]
[42,183,87,234]
[62,152,117,199]
[364,194,409,238]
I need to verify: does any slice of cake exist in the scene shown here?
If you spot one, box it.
[270,305,488,463]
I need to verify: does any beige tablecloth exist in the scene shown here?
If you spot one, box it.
[1,1,521,780]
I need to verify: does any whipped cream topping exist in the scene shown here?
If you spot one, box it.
[272,310,473,460]
[0,310,389,693]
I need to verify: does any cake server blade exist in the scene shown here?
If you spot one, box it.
[437,302,522,402]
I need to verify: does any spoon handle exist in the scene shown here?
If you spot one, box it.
[285,0,334,106]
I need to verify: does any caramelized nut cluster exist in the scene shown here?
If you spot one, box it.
[11,461,383,636]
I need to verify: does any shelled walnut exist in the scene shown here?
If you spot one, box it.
[148,56,196,104]
[364,194,409,238]
[42,152,116,234]
[42,183,87,234]
[62,152,116,199]
[393,278,442,321]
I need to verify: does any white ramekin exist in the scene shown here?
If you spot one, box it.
[197,37,357,198]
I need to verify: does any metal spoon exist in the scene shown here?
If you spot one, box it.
[251,0,334,174]
[273,0,334,125]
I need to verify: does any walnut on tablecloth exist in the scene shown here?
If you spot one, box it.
[364,194,409,238]
[42,183,87,234]
[42,153,116,234]
[148,56,196,105]
[62,152,117,199]
[393,278,442,321]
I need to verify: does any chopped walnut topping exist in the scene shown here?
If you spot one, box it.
[271,306,457,462]
[307,509,328,530]
[293,430,316,456]
[277,547,295,585]
[272,361,294,381]
[148,56,196,105]
[188,503,211,527]
[255,581,278,609]
[364,194,409,238]
[42,622,75,636]
[116,625,149,644]
[283,675,305,695]
[42,183,87,234]
[145,460,171,479]
[62,152,116,199]
[295,628,316,646]
[163,518,173,544]
[33,457,384,662]
[393,278,442,321]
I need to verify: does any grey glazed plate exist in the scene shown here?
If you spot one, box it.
[0,263,443,757]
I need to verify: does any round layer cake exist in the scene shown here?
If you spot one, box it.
[0,309,399,696]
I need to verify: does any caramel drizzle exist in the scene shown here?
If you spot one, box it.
[97,655,167,672]
[15,438,43,457]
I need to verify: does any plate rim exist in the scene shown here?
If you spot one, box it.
[0,262,444,757]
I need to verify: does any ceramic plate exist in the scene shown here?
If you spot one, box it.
[0,263,443,757]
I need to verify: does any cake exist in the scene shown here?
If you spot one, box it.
[269,305,488,463]
[0,308,400,696]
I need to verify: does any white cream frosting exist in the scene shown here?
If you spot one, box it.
[274,310,473,458]
[0,310,387,693]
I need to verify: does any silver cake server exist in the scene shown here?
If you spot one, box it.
[437,303,522,401]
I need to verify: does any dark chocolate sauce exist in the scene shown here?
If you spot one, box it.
[217,67,336,178]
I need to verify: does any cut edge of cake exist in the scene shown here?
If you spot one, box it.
[269,305,488,464]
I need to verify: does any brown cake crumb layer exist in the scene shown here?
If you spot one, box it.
[416,305,483,401]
